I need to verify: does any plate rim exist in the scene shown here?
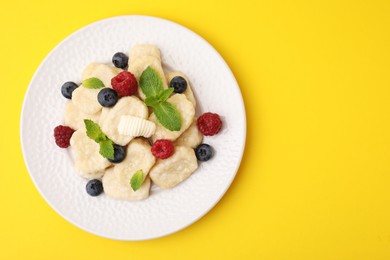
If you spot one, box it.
[20,15,247,241]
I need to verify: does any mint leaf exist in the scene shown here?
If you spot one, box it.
[139,67,181,131]
[154,101,182,131]
[99,139,114,160]
[130,170,144,191]
[139,66,164,97]
[83,77,105,89]
[84,119,114,160]
[145,96,160,107]
[157,88,174,102]
[84,119,106,142]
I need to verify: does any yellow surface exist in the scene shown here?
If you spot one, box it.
[1,0,390,259]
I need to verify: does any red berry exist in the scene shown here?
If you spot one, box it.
[54,125,75,148]
[151,139,174,159]
[197,112,222,136]
[111,71,138,97]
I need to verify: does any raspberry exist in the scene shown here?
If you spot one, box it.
[151,139,174,159]
[197,112,222,136]
[111,71,138,97]
[54,125,75,148]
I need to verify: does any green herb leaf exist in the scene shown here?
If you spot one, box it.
[153,101,182,131]
[84,119,114,160]
[99,139,114,160]
[139,67,182,131]
[130,170,144,191]
[139,66,164,97]
[84,119,106,143]
[144,96,160,107]
[157,88,174,102]
[82,77,105,89]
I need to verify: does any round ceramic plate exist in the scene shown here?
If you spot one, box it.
[21,16,246,240]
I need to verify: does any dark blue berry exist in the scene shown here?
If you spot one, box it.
[195,144,213,161]
[170,76,187,93]
[61,81,78,99]
[112,52,129,69]
[98,88,118,107]
[108,144,126,163]
[86,179,103,196]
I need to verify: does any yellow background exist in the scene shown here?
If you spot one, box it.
[1,0,390,259]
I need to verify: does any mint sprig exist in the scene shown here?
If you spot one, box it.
[130,170,144,191]
[140,67,182,131]
[82,77,105,89]
[83,119,114,160]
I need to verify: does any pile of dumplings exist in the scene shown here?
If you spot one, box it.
[65,45,203,200]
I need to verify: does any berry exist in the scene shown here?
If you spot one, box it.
[108,144,126,163]
[98,88,118,107]
[61,81,78,99]
[195,144,213,161]
[197,112,222,136]
[111,71,138,97]
[169,76,187,93]
[112,52,129,69]
[151,139,174,159]
[86,179,104,196]
[54,125,75,148]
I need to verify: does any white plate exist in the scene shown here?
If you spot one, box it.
[21,16,246,240]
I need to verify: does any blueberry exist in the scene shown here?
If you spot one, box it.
[170,76,187,93]
[86,179,103,196]
[108,144,126,163]
[112,52,129,69]
[61,81,78,99]
[98,88,118,107]
[195,144,213,161]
